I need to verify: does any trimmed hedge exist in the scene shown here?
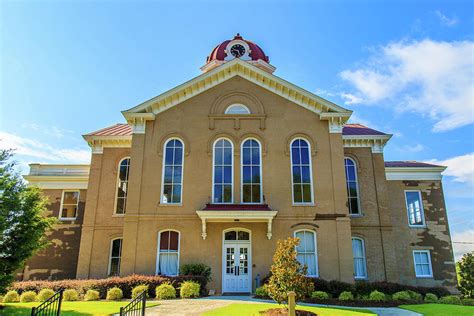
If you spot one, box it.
[11,274,207,299]
[20,291,36,303]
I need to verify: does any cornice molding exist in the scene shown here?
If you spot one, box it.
[122,113,155,134]
[385,166,446,181]
[82,135,132,154]
[343,134,392,153]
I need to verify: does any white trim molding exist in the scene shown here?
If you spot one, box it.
[82,135,132,154]
[24,164,90,189]
[343,134,392,153]
[385,166,446,181]
[320,113,351,133]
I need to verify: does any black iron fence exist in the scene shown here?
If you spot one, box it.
[120,291,146,316]
[31,289,63,316]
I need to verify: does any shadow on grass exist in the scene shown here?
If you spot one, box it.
[1,305,90,316]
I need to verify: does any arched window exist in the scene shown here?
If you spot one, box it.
[290,139,313,204]
[225,104,250,115]
[115,157,130,214]
[241,139,262,203]
[108,238,122,276]
[161,139,184,204]
[294,230,318,276]
[344,157,361,215]
[157,230,180,276]
[213,138,233,203]
[352,237,367,279]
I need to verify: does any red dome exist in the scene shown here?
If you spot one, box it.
[206,34,269,63]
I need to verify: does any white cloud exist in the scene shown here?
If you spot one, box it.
[0,131,90,164]
[340,39,474,132]
[395,144,425,153]
[430,153,474,184]
[340,92,363,105]
[435,11,459,27]
[21,123,73,139]
[451,230,474,261]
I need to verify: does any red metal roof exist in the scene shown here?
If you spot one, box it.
[342,124,387,136]
[86,124,132,136]
[202,204,272,211]
[206,34,269,63]
[384,161,445,168]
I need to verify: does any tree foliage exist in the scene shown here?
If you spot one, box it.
[0,149,55,293]
[457,251,474,298]
[266,237,314,304]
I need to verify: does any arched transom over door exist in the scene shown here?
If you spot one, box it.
[222,229,251,293]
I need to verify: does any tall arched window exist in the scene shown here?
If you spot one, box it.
[115,157,130,214]
[294,230,318,276]
[290,138,313,204]
[241,139,262,203]
[213,138,233,203]
[352,237,367,279]
[156,230,180,276]
[108,238,122,276]
[344,157,361,215]
[161,139,184,204]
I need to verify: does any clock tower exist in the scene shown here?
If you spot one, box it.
[201,33,275,73]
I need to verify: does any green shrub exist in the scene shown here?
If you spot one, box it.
[369,290,385,301]
[311,291,329,300]
[0,295,3,302]
[407,290,422,301]
[180,263,212,281]
[255,285,268,298]
[180,281,200,298]
[338,291,354,300]
[393,291,412,301]
[20,291,37,302]
[84,289,100,301]
[424,293,438,303]
[3,290,20,303]
[37,289,55,302]
[132,285,148,299]
[462,298,474,306]
[106,287,123,301]
[155,283,176,299]
[439,295,462,305]
[63,289,79,301]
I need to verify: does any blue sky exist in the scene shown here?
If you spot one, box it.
[1,0,473,259]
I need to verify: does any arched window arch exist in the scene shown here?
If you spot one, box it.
[294,230,318,276]
[156,230,180,276]
[213,138,233,203]
[352,237,367,279]
[225,104,250,115]
[108,238,122,276]
[344,157,361,215]
[241,138,262,203]
[161,138,184,204]
[290,138,314,204]
[115,157,130,214]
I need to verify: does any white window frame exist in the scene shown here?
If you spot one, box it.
[352,237,368,280]
[156,229,181,276]
[293,229,319,277]
[413,250,433,278]
[108,238,123,276]
[225,104,251,115]
[212,138,234,204]
[405,190,426,227]
[241,138,263,204]
[59,190,80,220]
[290,138,314,205]
[160,138,185,205]
[113,157,130,216]
[344,157,362,216]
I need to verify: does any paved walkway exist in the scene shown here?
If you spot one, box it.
[146,296,423,316]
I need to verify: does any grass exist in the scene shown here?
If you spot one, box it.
[202,303,375,316]
[400,303,474,316]
[0,301,159,316]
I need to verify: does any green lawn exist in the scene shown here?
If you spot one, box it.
[400,304,474,316]
[0,301,159,316]
[202,303,375,316]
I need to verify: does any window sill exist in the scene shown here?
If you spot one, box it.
[409,225,427,229]
[292,203,315,207]
[415,275,433,279]
[58,218,77,221]
[158,203,183,207]
[349,213,364,218]
[355,276,368,280]
[112,214,125,217]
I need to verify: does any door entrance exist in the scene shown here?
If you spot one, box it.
[222,229,251,293]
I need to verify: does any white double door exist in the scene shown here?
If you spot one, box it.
[222,243,251,293]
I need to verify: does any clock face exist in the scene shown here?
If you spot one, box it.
[230,44,246,58]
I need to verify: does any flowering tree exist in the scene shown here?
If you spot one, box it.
[266,237,314,304]
[457,252,474,298]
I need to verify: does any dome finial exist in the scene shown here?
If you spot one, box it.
[234,33,242,39]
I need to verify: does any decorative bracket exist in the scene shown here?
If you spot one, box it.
[201,219,207,240]
[267,218,273,240]
[320,112,351,134]
[123,113,155,134]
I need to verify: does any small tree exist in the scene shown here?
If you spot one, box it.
[457,252,474,298]
[0,149,55,293]
[266,237,314,304]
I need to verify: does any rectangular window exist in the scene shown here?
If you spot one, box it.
[294,230,318,276]
[413,250,433,278]
[405,191,425,227]
[157,231,180,276]
[108,238,122,276]
[59,190,79,220]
